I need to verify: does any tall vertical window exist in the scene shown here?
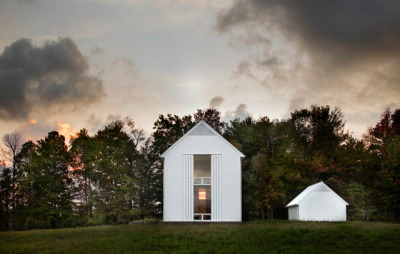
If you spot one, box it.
[193,155,211,220]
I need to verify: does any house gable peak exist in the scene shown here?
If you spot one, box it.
[160,120,245,158]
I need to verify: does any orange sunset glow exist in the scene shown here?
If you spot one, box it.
[57,122,76,143]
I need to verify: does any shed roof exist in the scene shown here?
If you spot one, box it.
[160,120,245,158]
[286,181,349,207]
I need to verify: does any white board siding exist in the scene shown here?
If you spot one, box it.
[288,206,299,220]
[286,182,348,222]
[183,155,193,221]
[168,136,238,157]
[211,155,222,221]
[164,152,242,222]
[163,155,184,221]
[163,121,243,222]
[299,192,347,221]
[162,121,244,159]
[221,156,241,221]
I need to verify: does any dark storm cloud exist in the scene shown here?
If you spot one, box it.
[0,38,104,120]
[217,0,400,56]
[217,0,400,123]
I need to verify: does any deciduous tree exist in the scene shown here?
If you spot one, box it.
[193,108,225,134]
[1,131,22,229]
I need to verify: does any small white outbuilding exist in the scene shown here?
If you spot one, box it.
[286,181,348,221]
[161,120,245,222]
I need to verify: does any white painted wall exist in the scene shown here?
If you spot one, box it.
[163,133,242,222]
[299,192,347,221]
[163,154,184,221]
[288,206,299,220]
[211,155,221,221]
[220,154,241,221]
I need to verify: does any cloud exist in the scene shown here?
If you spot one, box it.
[217,0,400,79]
[223,104,251,122]
[235,60,257,80]
[217,1,400,52]
[257,57,278,67]
[19,121,51,141]
[110,57,139,77]
[14,118,79,145]
[17,118,61,142]
[209,96,224,108]
[86,113,103,134]
[216,0,400,134]
[129,0,233,10]
[15,0,36,4]
[86,113,123,135]
[106,114,123,122]
[91,46,103,56]
[0,37,104,121]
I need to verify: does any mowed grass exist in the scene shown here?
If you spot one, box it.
[1,221,399,254]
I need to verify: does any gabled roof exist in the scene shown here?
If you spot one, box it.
[286,181,349,207]
[160,120,245,158]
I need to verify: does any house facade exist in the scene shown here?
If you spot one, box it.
[286,181,348,221]
[161,121,245,222]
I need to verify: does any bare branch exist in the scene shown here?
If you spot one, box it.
[124,117,146,148]
[2,130,23,163]
[132,129,145,148]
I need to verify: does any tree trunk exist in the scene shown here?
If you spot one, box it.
[12,154,16,230]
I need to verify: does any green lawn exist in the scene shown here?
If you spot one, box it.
[0,221,399,253]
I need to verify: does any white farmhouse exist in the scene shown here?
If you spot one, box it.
[161,120,245,222]
[286,181,348,221]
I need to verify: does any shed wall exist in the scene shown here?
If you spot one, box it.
[299,192,347,221]
[288,206,299,220]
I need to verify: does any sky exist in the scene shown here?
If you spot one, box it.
[1,0,400,144]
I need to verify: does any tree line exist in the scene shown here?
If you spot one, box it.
[0,106,399,230]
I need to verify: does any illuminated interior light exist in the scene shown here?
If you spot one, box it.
[199,189,206,200]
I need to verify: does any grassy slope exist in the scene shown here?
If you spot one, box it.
[0,221,399,254]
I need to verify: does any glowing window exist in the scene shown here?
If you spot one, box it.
[199,189,206,200]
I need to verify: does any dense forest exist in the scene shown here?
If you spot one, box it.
[0,105,399,230]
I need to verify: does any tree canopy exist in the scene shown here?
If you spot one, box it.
[1,106,399,230]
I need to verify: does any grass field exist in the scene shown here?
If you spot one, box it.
[0,221,399,253]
